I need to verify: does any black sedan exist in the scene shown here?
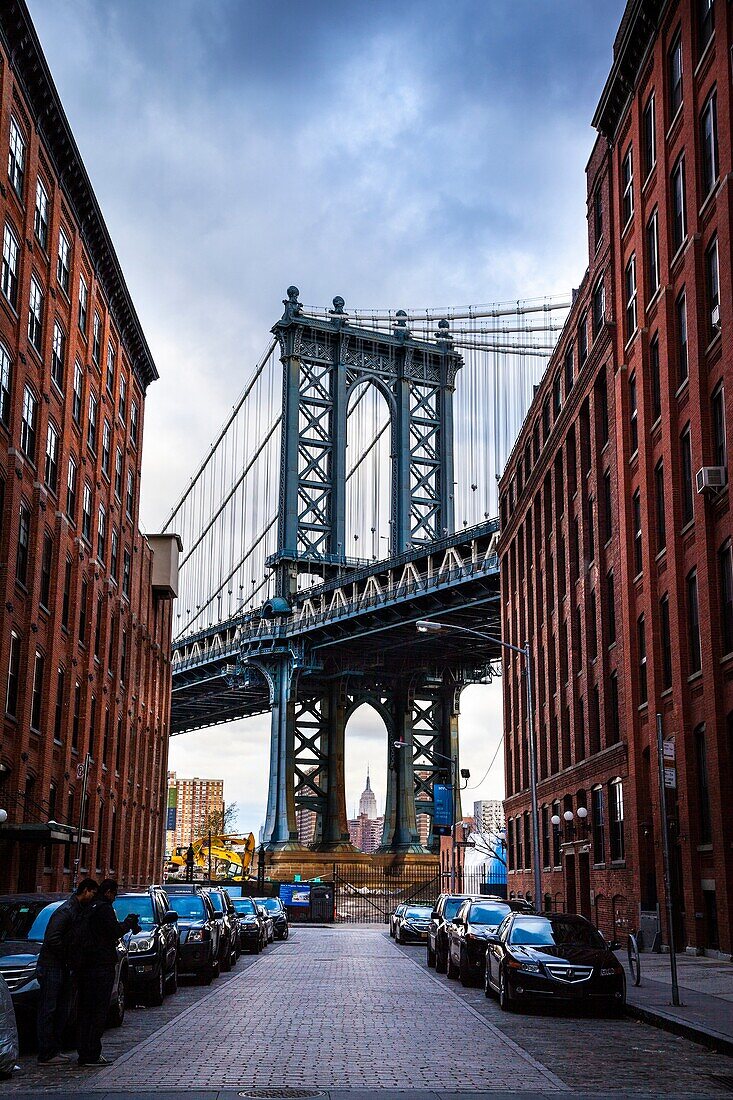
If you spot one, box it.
[484,912,626,1014]
[253,896,289,940]
[446,898,513,986]
[114,888,179,1006]
[230,897,266,954]
[394,905,433,944]
[166,890,221,983]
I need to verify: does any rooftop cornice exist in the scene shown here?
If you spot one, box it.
[0,0,158,392]
[592,0,668,141]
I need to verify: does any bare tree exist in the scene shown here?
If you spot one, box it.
[205,801,239,835]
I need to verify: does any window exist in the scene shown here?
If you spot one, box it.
[629,372,638,454]
[621,146,633,225]
[609,780,625,861]
[6,631,20,717]
[1,223,18,307]
[705,236,720,337]
[88,313,100,368]
[126,469,134,519]
[72,361,83,424]
[130,400,139,447]
[87,393,98,453]
[609,671,620,744]
[53,668,64,741]
[650,332,661,421]
[646,210,659,297]
[661,594,673,689]
[592,276,605,337]
[66,456,77,520]
[655,459,666,552]
[16,501,30,585]
[119,374,127,423]
[671,157,686,252]
[603,469,612,542]
[61,558,72,629]
[691,730,708,840]
[97,505,106,563]
[701,91,719,197]
[681,424,694,526]
[57,228,70,294]
[40,533,52,609]
[564,343,573,395]
[82,483,92,542]
[669,32,683,117]
[120,629,127,684]
[20,385,37,461]
[101,419,111,477]
[720,542,733,654]
[698,0,714,53]
[34,177,49,250]
[578,313,588,367]
[0,342,10,424]
[27,275,43,353]
[642,93,656,177]
[51,321,65,389]
[591,787,605,864]
[607,570,616,645]
[552,373,562,418]
[94,594,103,658]
[44,422,59,492]
[587,494,595,563]
[712,384,726,467]
[593,185,603,247]
[687,569,702,674]
[588,588,597,660]
[122,548,131,598]
[79,576,88,644]
[596,369,609,447]
[72,681,81,750]
[8,116,25,197]
[78,274,88,335]
[110,527,119,581]
[638,615,647,704]
[674,291,688,387]
[632,490,642,575]
[106,341,115,394]
[114,447,123,500]
[625,254,637,339]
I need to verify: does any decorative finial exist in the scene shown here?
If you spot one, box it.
[435,318,453,346]
[393,309,411,341]
[330,295,346,315]
[281,285,302,321]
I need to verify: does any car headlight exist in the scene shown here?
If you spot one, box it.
[129,937,155,953]
[519,962,541,973]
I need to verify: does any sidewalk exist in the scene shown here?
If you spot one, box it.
[617,949,733,1055]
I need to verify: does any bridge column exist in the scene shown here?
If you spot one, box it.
[311,681,354,852]
[257,654,304,851]
[380,687,424,853]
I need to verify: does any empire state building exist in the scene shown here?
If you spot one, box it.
[358,771,378,819]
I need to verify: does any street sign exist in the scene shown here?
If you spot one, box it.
[663,740,675,761]
[76,762,85,779]
[664,766,677,789]
[433,783,452,830]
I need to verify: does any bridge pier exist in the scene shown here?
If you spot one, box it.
[380,687,424,854]
[257,653,304,851]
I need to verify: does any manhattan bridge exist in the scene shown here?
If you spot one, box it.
[164,287,569,860]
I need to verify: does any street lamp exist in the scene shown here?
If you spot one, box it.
[415,617,542,909]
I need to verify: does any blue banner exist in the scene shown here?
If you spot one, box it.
[166,806,177,831]
[433,783,453,830]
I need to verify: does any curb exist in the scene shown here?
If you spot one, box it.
[624,1001,733,1057]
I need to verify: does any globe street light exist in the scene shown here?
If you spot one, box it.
[416,617,542,909]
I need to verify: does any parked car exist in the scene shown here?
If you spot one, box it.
[256,904,274,943]
[394,904,433,944]
[165,887,221,983]
[203,888,239,971]
[388,904,407,937]
[230,897,266,954]
[253,896,289,940]
[484,912,626,1014]
[446,898,513,985]
[427,894,481,972]
[113,887,179,1005]
[0,893,128,1038]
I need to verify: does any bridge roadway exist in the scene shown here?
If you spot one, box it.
[8,927,733,1097]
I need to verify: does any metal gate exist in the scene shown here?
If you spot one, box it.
[331,862,440,924]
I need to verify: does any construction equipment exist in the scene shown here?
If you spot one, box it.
[166,833,256,882]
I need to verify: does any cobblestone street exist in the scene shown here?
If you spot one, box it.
[4,928,733,1098]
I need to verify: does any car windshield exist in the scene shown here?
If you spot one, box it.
[233,899,257,915]
[168,895,206,920]
[207,893,224,915]
[254,898,281,912]
[443,897,469,920]
[469,903,510,926]
[405,907,432,919]
[0,899,61,942]
[114,896,155,929]
[509,916,605,948]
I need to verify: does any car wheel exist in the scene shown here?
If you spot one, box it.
[499,967,514,1012]
[446,947,459,979]
[459,948,474,987]
[165,962,178,994]
[147,967,165,1007]
[427,942,436,968]
[435,944,448,974]
[107,974,126,1027]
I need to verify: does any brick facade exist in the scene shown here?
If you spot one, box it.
[0,0,177,892]
[499,0,733,956]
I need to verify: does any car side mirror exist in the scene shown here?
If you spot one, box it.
[431,911,439,919]
[609,939,621,951]
[485,933,500,945]
[163,910,178,924]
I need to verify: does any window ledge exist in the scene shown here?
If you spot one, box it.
[641,164,657,195]
[720,650,733,665]
[610,860,627,868]
[696,842,713,852]
[655,547,667,563]
[687,670,703,684]
[638,702,649,713]
[699,182,719,221]
[680,519,695,537]
[693,34,715,79]
[646,285,663,316]
[666,104,683,143]
[624,329,639,356]
[705,329,722,357]
[661,687,673,699]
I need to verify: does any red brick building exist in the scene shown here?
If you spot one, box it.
[499,0,733,956]
[0,0,179,892]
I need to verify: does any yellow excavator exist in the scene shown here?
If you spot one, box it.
[166,833,256,882]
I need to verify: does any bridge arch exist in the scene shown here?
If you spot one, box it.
[345,379,393,561]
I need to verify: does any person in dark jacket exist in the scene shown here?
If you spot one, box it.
[36,878,98,1065]
[76,879,138,1067]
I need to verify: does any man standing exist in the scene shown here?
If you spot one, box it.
[76,879,138,1068]
[36,877,98,1065]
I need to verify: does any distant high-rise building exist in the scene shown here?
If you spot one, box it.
[473,800,505,837]
[358,770,378,819]
[166,773,224,854]
[348,813,384,854]
[296,765,318,846]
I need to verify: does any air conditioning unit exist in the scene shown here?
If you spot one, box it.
[696,466,727,493]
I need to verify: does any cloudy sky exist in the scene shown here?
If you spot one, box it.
[29,0,624,834]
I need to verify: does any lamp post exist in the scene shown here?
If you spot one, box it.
[416,618,542,910]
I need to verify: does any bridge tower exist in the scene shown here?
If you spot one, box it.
[260,288,464,855]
